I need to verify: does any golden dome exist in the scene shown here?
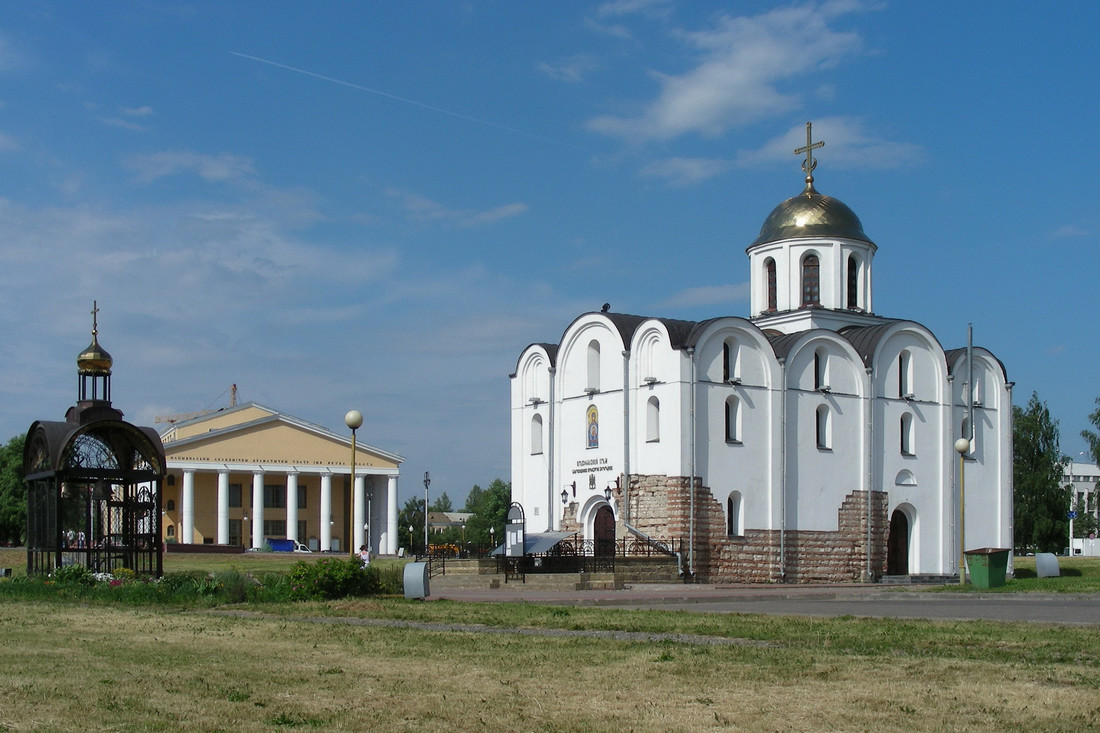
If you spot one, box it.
[750,181,873,248]
[77,335,113,374]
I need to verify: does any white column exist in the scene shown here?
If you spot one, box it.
[286,472,299,542]
[387,474,399,555]
[182,470,196,545]
[320,473,333,553]
[252,471,264,550]
[353,475,366,554]
[217,470,230,545]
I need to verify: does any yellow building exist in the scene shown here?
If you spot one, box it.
[160,403,403,555]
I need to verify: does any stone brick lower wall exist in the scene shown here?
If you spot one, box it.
[626,474,888,584]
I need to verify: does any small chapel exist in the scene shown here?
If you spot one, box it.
[510,124,1013,583]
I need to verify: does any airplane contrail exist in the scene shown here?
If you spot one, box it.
[231,51,581,149]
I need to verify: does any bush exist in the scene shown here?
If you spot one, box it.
[52,564,96,586]
[287,557,379,600]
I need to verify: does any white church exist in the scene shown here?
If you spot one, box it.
[510,125,1012,583]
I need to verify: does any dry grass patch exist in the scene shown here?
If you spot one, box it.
[2,601,1099,731]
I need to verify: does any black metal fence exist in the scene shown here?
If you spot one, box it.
[495,534,682,577]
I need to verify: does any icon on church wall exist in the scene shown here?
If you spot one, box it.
[586,404,599,449]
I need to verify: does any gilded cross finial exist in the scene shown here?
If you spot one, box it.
[91,300,99,338]
[794,121,824,193]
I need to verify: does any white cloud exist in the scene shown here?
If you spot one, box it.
[126,150,256,183]
[99,116,146,131]
[387,189,529,228]
[640,156,732,186]
[656,282,750,309]
[738,117,923,170]
[1050,224,1090,238]
[537,54,600,83]
[588,2,867,142]
[594,0,675,20]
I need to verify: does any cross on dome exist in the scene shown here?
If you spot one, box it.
[794,121,824,193]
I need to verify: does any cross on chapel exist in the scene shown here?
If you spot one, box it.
[795,121,824,190]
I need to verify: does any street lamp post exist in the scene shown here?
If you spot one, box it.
[408,525,414,555]
[345,410,363,557]
[423,471,430,557]
[955,437,970,586]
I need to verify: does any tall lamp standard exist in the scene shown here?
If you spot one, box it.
[345,410,363,557]
[955,437,970,586]
[423,471,430,558]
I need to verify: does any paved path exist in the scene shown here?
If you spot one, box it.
[428,583,1100,625]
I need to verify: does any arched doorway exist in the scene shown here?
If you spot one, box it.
[886,509,910,575]
[594,505,615,557]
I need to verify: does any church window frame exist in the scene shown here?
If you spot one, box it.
[166,499,175,512]
[847,254,859,309]
[765,258,777,312]
[801,254,821,307]
[727,491,744,537]
[530,414,544,455]
[900,412,915,456]
[646,396,660,443]
[816,404,832,450]
[899,350,913,398]
[586,340,601,393]
[722,338,741,383]
[725,396,742,444]
[814,348,828,391]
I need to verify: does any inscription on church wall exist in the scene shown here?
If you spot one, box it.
[573,457,614,476]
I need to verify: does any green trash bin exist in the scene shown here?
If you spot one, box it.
[964,547,1011,588]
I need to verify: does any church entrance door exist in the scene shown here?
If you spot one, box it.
[886,509,909,575]
[594,505,615,557]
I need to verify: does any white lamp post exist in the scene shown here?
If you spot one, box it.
[955,437,970,586]
[345,410,363,556]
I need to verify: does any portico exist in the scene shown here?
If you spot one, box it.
[160,403,403,555]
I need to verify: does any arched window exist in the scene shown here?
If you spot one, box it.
[814,348,828,391]
[166,524,175,538]
[727,491,743,536]
[725,396,742,443]
[765,258,777,312]
[722,339,740,383]
[899,350,912,398]
[900,412,914,455]
[530,414,543,455]
[816,404,831,449]
[802,254,820,307]
[586,340,600,392]
[646,396,660,443]
[847,254,859,309]
[166,499,176,512]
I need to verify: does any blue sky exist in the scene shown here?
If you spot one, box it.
[2,1,1097,506]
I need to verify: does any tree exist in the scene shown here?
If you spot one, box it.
[1082,396,1100,467]
[396,497,424,554]
[429,491,453,513]
[462,479,511,546]
[0,434,26,546]
[1013,393,1069,553]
